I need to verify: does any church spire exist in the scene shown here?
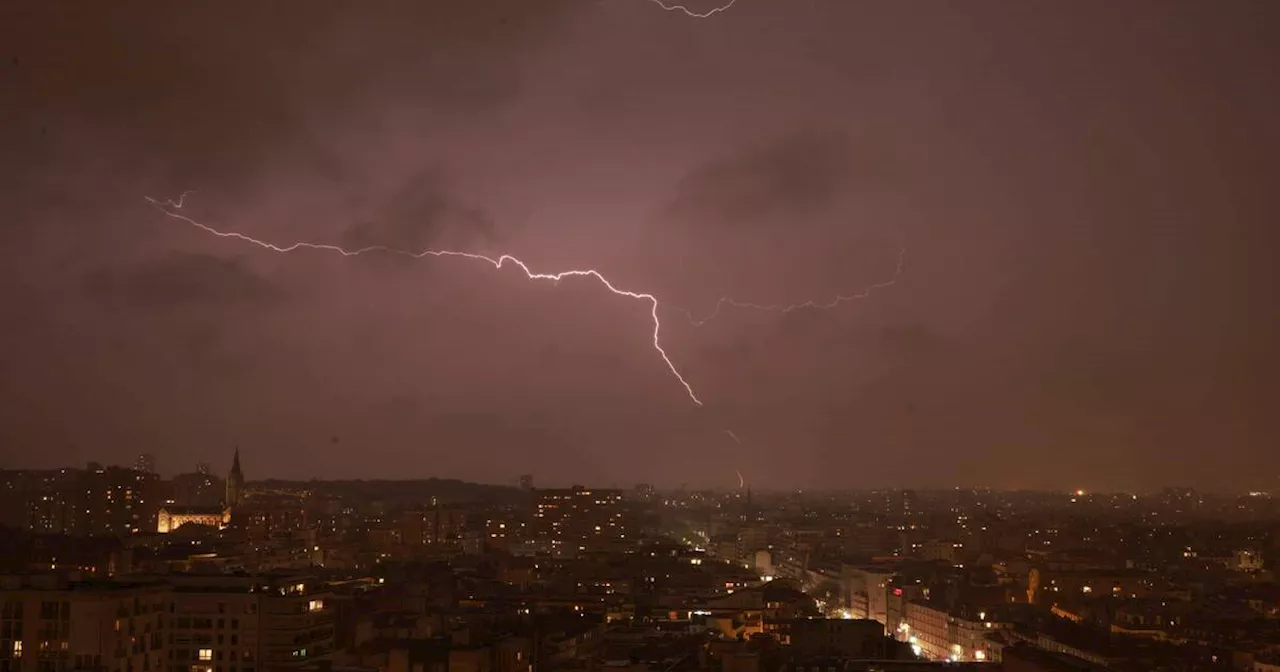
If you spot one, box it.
[226,447,245,508]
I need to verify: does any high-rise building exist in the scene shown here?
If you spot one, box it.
[226,449,245,509]
[400,507,467,547]
[0,574,170,672]
[163,573,334,672]
[0,573,334,672]
[134,453,157,474]
[0,466,159,537]
[0,469,82,535]
[81,465,162,536]
[882,489,918,526]
[235,495,308,542]
[518,474,533,491]
[533,486,626,551]
[172,471,224,507]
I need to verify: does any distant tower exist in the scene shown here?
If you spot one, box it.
[745,485,755,522]
[226,448,245,508]
[134,453,157,474]
[519,474,533,491]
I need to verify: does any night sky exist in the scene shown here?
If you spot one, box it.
[2,1,1277,491]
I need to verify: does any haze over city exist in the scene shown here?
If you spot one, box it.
[3,1,1277,491]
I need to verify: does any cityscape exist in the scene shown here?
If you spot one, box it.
[3,1,1278,672]
[1,452,1277,671]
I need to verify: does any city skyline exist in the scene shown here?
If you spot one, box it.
[3,1,1278,490]
[3,451,1274,499]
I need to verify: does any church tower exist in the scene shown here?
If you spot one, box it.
[226,447,245,508]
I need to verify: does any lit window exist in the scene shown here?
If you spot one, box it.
[12,641,22,657]
[308,600,323,612]
[199,649,212,661]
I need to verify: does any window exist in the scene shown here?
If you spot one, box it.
[307,601,323,613]
[198,650,212,662]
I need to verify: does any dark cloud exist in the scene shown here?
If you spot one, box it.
[669,129,861,226]
[876,323,947,361]
[2,1,583,188]
[1026,346,1163,411]
[340,173,503,253]
[0,1,1277,490]
[83,253,279,310]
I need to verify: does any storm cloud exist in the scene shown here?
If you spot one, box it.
[1,1,1276,490]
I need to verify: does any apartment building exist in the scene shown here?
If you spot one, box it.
[0,575,170,672]
[162,574,334,672]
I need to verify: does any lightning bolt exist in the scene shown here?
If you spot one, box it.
[723,430,745,487]
[148,193,904,410]
[680,241,906,326]
[643,0,738,18]
[145,195,704,406]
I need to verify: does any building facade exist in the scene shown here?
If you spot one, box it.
[156,507,231,534]
[533,487,625,554]
[164,574,334,672]
[0,575,170,672]
[0,467,160,538]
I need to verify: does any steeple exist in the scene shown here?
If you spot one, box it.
[226,447,245,508]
